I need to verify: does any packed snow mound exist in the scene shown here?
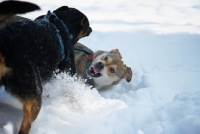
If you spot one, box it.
[30,73,128,134]
[42,72,127,114]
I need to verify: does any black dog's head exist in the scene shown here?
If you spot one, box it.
[53,6,92,45]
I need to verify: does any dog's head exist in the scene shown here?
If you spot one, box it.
[87,49,132,89]
[53,6,92,45]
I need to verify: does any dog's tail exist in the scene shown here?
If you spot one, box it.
[0,0,40,22]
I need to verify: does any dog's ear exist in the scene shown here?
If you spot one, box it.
[124,66,132,82]
[54,6,69,12]
[111,49,122,59]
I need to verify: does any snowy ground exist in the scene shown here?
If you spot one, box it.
[0,0,200,134]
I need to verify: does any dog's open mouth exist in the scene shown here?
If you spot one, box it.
[86,66,102,78]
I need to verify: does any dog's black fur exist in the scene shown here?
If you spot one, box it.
[0,5,92,134]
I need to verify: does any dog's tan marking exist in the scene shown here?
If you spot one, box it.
[76,18,92,40]
[80,18,85,25]
[0,16,28,28]
[0,53,11,79]
[111,49,122,59]
[104,56,112,64]
[105,65,117,74]
[111,65,117,73]
[19,99,41,134]
[0,13,14,22]
[76,27,92,41]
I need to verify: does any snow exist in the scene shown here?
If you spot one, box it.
[1,0,200,134]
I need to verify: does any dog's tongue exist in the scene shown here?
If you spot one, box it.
[93,65,99,73]
[86,66,102,78]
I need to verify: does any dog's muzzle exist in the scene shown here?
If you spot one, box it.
[86,62,104,78]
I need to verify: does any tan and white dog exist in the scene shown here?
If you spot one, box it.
[74,42,132,89]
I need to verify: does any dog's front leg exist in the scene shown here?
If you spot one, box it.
[18,97,41,134]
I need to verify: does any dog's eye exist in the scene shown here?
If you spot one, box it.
[110,68,115,73]
[104,56,108,61]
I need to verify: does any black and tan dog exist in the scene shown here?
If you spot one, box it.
[74,42,132,89]
[0,1,92,134]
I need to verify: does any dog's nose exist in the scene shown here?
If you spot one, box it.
[97,62,104,70]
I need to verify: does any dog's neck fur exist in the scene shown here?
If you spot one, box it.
[74,49,103,89]
[74,43,93,79]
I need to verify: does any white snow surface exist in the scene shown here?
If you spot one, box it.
[0,0,200,134]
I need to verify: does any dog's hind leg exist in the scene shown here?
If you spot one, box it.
[20,62,43,134]
[4,60,43,134]
[18,98,41,134]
